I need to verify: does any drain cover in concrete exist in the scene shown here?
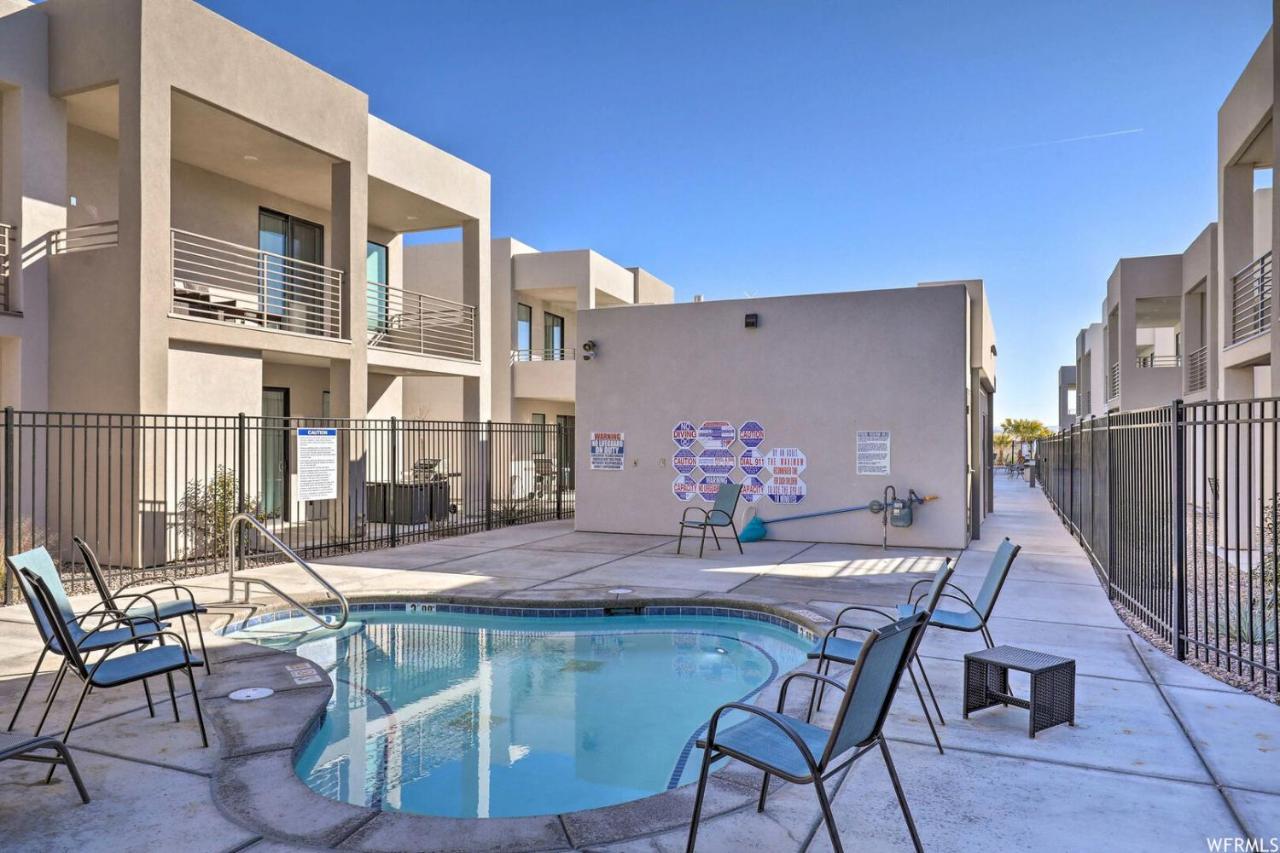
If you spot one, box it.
[229,687,275,702]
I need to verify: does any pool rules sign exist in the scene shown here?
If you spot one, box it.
[856,430,891,476]
[296,428,338,501]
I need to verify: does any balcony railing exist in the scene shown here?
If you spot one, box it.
[1186,345,1208,393]
[1108,362,1120,400]
[1135,353,1180,369]
[510,348,575,364]
[1080,391,1090,415]
[1230,251,1272,345]
[171,228,342,339]
[367,283,476,360]
[50,221,119,255]
[0,222,11,312]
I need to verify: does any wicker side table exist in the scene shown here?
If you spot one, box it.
[963,645,1075,738]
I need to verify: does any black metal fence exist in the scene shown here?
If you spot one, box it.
[1,409,575,602]
[1038,399,1278,691]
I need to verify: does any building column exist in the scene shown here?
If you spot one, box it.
[462,216,492,421]
[1219,164,1253,394]
[331,160,368,418]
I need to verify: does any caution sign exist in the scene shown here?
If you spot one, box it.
[296,428,338,502]
[673,448,698,475]
[589,431,625,471]
[698,448,736,476]
[856,431,890,475]
[672,474,697,502]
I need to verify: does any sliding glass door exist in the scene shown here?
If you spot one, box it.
[258,209,324,331]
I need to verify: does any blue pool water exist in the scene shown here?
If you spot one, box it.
[230,607,811,818]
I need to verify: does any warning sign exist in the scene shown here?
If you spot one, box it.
[698,448,736,476]
[589,431,625,471]
[765,447,807,476]
[738,421,766,448]
[672,474,697,502]
[697,420,737,450]
[766,475,807,504]
[739,448,765,476]
[296,428,338,502]
[672,421,697,448]
[672,448,698,475]
[741,475,765,503]
[856,431,891,476]
[697,474,733,501]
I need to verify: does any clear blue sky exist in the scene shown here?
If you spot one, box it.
[200,0,1271,426]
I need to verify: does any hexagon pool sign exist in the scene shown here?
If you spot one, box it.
[741,475,765,503]
[738,421,766,448]
[698,448,735,476]
[672,474,697,501]
[739,448,764,476]
[765,476,806,504]
[698,474,733,501]
[697,420,736,450]
[672,448,698,475]
[672,421,697,448]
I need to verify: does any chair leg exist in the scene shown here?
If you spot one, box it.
[812,774,843,853]
[906,665,943,755]
[709,526,722,550]
[49,679,92,782]
[165,672,181,722]
[7,647,48,731]
[980,623,995,649]
[698,526,707,558]
[677,524,686,555]
[34,662,68,737]
[141,676,155,719]
[730,521,743,554]
[879,736,924,853]
[190,613,212,674]
[184,662,208,748]
[915,655,945,725]
[757,771,770,812]
[46,740,90,804]
[684,745,716,853]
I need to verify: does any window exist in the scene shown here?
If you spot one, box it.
[532,413,546,454]
[259,209,323,326]
[366,242,388,332]
[517,304,532,357]
[544,312,565,359]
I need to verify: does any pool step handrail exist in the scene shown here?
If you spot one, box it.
[227,512,349,630]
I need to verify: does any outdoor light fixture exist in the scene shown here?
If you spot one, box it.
[581,340,597,361]
[744,313,759,329]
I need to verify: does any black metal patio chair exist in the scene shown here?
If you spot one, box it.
[16,559,208,779]
[6,548,168,733]
[677,482,744,558]
[898,537,1020,649]
[0,732,90,803]
[686,612,930,853]
[807,558,954,753]
[74,536,212,672]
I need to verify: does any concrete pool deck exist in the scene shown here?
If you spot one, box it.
[0,478,1276,851]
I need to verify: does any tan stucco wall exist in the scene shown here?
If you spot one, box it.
[167,343,262,416]
[575,287,974,548]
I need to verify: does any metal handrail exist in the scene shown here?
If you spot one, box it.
[1186,345,1208,392]
[227,512,349,630]
[0,223,11,312]
[1135,353,1180,368]
[171,228,343,339]
[1108,362,1120,400]
[1230,251,1272,345]
[510,347,576,364]
[366,281,477,360]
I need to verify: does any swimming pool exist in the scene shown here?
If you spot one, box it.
[229,604,812,818]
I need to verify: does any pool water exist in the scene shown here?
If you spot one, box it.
[230,608,810,818]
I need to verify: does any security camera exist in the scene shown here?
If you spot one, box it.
[581,340,596,361]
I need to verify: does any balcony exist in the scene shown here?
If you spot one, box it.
[170,228,342,339]
[50,221,119,255]
[1186,345,1208,393]
[1230,251,1272,345]
[1108,362,1120,400]
[367,285,476,361]
[0,222,11,312]
[511,348,575,402]
[1135,353,1180,368]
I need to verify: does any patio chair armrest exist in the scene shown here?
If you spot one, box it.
[102,591,164,624]
[115,583,199,611]
[73,615,164,649]
[777,670,847,712]
[86,630,195,681]
[813,623,875,658]
[112,575,176,596]
[940,581,979,609]
[833,604,894,625]
[680,507,710,523]
[934,592,983,620]
[705,509,733,525]
[703,702,822,777]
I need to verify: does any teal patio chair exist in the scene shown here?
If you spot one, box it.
[897,537,1020,649]
[6,547,168,733]
[677,482,744,557]
[686,612,929,853]
[16,561,208,775]
[74,536,212,672]
[808,558,954,753]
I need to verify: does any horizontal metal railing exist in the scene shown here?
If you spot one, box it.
[1108,362,1120,400]
[366,283,476,360]
[0,223,11,312]
[1136,353,1180,369]
[1230,251,1272,345]
[171,228,343,339]
[1186,345,1208,393]
[510,347,576,364]
[50,221,119,255]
